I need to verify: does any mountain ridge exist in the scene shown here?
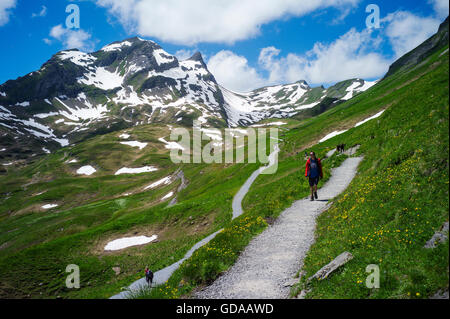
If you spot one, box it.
[0,36,391,160]
[384,16,449,78]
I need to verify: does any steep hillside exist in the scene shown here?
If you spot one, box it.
[384,16,448,78]
[291,43,449,299]
[132,18,448,299]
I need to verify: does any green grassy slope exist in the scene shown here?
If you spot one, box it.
[291,44,449,299]
[0,123,270,298]
[134,42,448,299]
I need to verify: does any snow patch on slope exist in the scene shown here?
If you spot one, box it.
[55,96,108,122]
[76,165,97,176]
[161,192,174,200]
[104,235,158,251]
[0,106,69,146]
[101,41,133,52]
[115,166,158,175]
[319,109,385,143]
[153,49,176,65]
[16,101,30,107]
[120,141,148,150]
[119,133,130,139]
[342,79,377,101]
[319,130,349,143]
[354,110,385,127]
[59,51,97,67]
[79,67,124,90]
[158,137,185,150]
[144,176,172,190]
[42,204,58,210]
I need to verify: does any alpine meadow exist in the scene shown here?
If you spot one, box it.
[0,0,448,303]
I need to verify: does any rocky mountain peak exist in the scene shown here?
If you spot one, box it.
[188,51,207,67]
[296,80,310,89]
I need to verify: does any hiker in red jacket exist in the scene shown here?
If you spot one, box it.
[305,151,323,201]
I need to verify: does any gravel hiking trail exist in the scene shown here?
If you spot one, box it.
[110,145,279,299]
[196,156,363,299]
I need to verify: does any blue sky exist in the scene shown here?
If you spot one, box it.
[0,0,448,91]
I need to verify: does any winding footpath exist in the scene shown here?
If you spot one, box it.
[196,156,363,299]
[110,145,280,299]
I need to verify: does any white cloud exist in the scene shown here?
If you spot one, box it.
[50,25,66,40]
[330,5,354,25]
[208,7,445,91]
[208,27,391,91]
[96,0,360,45]
[429,0,449,19]
[259,28,391,85]
[207,50,266,92]
[49,25,96,52]
[175,49,196,61]
[383,11,441,59]
[0,0,16,26]
[65,30,94,51]
[32,5,47,18]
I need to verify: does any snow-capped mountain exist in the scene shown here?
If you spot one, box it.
[222,78,377,126]
[0,37,228,156]
[0,36,376,159]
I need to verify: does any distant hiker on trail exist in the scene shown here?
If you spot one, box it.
[145,266,153,287]
[337,144,346,153]
[305,151,323,201]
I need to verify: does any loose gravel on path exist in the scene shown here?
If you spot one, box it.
[196,157,363,299]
